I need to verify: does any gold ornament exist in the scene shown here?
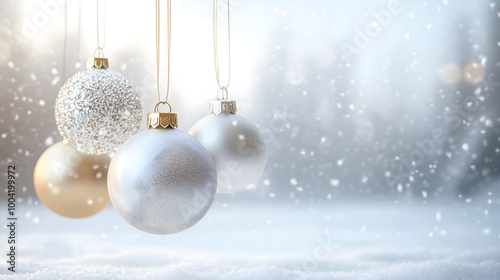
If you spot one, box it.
[33,141,111,218]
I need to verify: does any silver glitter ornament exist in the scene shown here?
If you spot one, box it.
[55,59,142,155]
[189,99,267,194]
[107,112,217,235]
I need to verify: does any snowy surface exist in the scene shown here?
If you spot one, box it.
[1,197,499,280]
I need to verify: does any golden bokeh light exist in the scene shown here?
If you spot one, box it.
[439,63,462,85]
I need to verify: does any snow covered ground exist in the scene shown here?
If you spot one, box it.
[1,196,499,280]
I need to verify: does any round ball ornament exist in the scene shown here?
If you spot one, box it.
[33,141,111,218]
[189,99,267,194]
[55,57,142,155]
[107,109,217,235]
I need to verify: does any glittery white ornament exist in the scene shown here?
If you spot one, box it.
[55,60,142,155]
[189,100,267,194]
[107,112,217,235]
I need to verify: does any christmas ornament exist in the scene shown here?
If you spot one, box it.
[189,99,267,193]
[189,0,267,193]
[107,0,217,235]
[33,141,110,218]
[55,0,142,155]
[108,109,217,234]
[55,56,142,155]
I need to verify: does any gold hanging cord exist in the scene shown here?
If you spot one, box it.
[94,0,106,58]
[62,0,82,82]
[77,0,81,65]
[155,0,172,112]
[213,0,231,100]
[62,0,67,82]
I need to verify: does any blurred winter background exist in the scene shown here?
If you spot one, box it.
[1,0,500,279]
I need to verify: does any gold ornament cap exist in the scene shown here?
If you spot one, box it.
[93,58,109,69]
[147,112,178,129]
[209,99,237,115]
[86,57,109,69]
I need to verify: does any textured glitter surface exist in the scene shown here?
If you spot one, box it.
[107,129,217,235]
[55,67,142,155]
[189,113,267,194]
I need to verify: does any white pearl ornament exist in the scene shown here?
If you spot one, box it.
[107,111,217,235]
[189,100,267,194]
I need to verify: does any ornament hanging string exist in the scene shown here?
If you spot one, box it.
[62,0,67,83]
[213,0,231,100]
[77,0,82,66]
[95,0,106,58]
[155,0,172,112]
[62,0,82,82]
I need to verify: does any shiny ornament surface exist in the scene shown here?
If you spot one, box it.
[107,128,217,235]
[55,67,142,155]
[189,113,267,194]
[33,141,110,218]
